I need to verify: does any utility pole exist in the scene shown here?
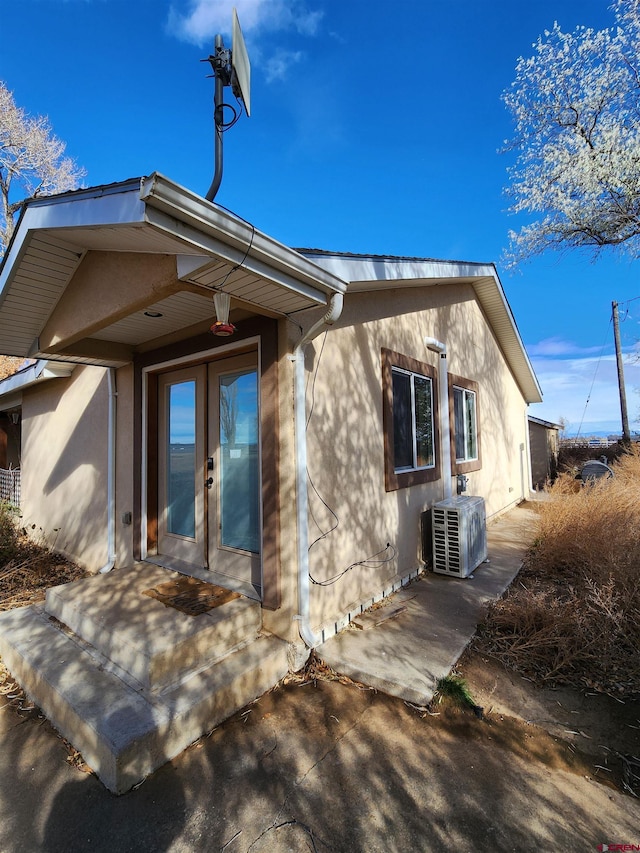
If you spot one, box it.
[612,300,631,443]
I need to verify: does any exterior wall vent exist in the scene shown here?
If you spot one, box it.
[431,495,487,578]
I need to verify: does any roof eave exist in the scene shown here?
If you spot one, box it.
[140,173,347,299]
[297,251,542,405]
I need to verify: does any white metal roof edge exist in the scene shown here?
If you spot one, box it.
[0,360,74,402]
[0,175,347,314]
[296,251,496,283]
[298,250,542,405]
[139,173,348,298]
[528,415,563,430]
[476,267,542,404]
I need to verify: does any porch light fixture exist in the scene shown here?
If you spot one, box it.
[10,412,19,425]
[210,291,236,336]
[144,310,163,318]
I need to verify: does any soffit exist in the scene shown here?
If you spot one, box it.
[0,176,347,363]
[90,291,220,346]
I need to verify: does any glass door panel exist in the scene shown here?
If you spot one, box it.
[208,355,261,592]
[167,380,196,538]
[157,366,205,564]
[219,369,260,553]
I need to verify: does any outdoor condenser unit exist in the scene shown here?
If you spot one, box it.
[431,495,487,578]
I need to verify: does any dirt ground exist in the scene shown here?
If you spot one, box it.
[3,642,637,796]
[457,647,640,796]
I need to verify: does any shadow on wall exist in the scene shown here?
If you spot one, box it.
[21,368,110,568]
[301,285,528,625]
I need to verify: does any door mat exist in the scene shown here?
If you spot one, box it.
[143,576,240,616]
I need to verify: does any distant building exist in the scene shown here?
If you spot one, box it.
[528,415,561,488]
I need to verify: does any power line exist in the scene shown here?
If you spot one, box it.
[575,316,613,439]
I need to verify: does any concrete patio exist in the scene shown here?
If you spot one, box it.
[317,500,539,704]
[0,499,538,796]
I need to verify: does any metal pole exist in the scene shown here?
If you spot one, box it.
[612,300,631,443]
[205,34,225,202]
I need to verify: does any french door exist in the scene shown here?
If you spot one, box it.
[156,353,261,593]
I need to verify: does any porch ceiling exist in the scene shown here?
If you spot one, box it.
[0,175,347,366]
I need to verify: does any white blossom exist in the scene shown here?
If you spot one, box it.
[0,82,85,254]
[504,1,640,264]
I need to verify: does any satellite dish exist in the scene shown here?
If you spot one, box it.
[231,8,251,117]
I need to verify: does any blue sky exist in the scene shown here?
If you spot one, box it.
[2,0,640,435]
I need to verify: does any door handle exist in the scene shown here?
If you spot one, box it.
[205,477,214,489]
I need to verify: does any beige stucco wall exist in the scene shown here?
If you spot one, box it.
[20,363,135,572]
[261,321,299,642]
[298,284,532,631]
[16,281,531,639]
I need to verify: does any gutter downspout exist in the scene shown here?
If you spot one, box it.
[292,293,344,648]
[99,368,117,574]
[424,337,453,501]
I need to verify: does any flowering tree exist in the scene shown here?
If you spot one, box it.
[504,0,640,264]
[0,82,85,255]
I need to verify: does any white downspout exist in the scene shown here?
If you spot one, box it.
[293,293,344,648]
[424,337,453,501]
[99,368,117,574]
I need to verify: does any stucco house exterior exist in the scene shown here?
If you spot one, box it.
[0,174,542,791]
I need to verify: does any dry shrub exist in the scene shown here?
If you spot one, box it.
[0,501,19,566]
[0,507,87,610]
[478,446,640,698]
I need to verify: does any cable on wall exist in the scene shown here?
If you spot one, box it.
[309,543,398,587]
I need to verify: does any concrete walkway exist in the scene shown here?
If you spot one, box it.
[318,500,539,705]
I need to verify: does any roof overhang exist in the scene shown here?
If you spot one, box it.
[0,174,347,366]
[298,251,543,405]
[0,360,75,410]
[528,415,562,430]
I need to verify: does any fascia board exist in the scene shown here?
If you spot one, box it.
[14,184,145,233]
[297,252,496,285]
[528,415,562,429]
[140,173,347,299]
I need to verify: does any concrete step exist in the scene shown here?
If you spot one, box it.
[0,604,289,794]
[45,564,261,691]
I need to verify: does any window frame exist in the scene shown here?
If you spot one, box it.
[382,348,440,492]
[448,374,481,474]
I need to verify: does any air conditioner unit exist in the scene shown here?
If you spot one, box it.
[432,495,487,578]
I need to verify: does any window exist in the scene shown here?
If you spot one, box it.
[392,368,435,471]
[449,375,481,474]
[453,386,477,462]
[382,349,440,491]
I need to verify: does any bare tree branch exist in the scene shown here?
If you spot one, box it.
[0,82,86,254]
